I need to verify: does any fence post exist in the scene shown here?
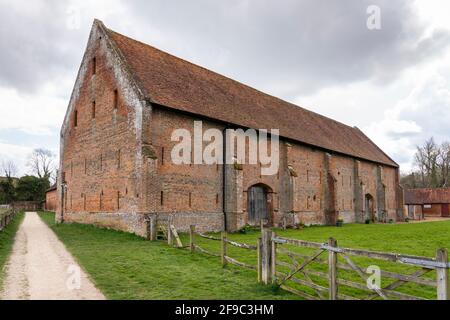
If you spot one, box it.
[145,216,151,241]
[189,225,195,253]
[328,237,338,300]
[261,229,273,285]
[271,231,277,283]
[167,217,173,246]
[436,248,449,300]
[257,238,262,283]
[221,231,227,267]
[149,217,156,241]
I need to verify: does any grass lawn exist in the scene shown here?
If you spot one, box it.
[38,211,298,300]
[38,211,450,300]
[0,212,24,287]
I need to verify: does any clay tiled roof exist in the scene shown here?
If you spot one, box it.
[105,25,398,167]
[404,188,450,205]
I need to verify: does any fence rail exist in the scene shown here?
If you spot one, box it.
[0,209,18,231]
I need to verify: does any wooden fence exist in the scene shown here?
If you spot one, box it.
[147,217,450,300]
[0,210,19,231]
[264,230,449,300]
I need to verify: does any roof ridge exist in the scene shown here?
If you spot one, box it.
[106,28,359,132]
[103,21,398,167]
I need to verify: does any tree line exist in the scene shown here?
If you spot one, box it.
[401,138,450,189]
[0,148,56,204]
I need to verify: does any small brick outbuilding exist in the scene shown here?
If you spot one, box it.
[45,185,58,212]
[404,188,450,220]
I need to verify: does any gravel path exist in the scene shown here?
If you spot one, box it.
[0,212,105,300]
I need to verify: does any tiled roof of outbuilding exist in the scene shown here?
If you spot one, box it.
[104,23,398,167]
[405,188,450,205]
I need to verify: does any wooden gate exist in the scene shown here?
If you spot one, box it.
[247,185,269,225]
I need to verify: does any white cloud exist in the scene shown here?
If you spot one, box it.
[363,60,450,172]
[0,141,33,176]
[0,85,66,135]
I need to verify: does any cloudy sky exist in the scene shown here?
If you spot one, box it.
[0,0,449,176]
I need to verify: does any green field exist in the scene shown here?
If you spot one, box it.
[0,212,24,287]
[38,211,450,300]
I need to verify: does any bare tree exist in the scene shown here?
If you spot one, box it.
[438,142,450,187]
[0,159,18,178]
[407,138,450,189]
[27,148,55,180]
[414,138,440,188]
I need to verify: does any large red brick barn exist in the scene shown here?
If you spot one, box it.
[56,20,404,236]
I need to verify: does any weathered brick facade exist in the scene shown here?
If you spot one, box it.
[57,20,404,236]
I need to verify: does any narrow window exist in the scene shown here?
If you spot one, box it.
[100,190,103,210]
[161,147,165,165]
[92,101,96,119]
[342,175,344,187]
[307,196,310,209]
[114,90,118,110]
[189,192,192,208]
[74,110,78,127]
[117,149,121,169]
[93,57,96,75]
[62,172,66,183]
[117,191,120,210]
[216,193,219,206]
[70,162,73,177]
[70,194,73,209]
[160,191,164,206]
[84,158,87,174]
[100,154,103,171]
[307,170,310,183]
[319,171,322,185]
[83,194,86,211]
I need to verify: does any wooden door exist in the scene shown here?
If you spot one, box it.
[442,204,450,217]
[247,186,269,225]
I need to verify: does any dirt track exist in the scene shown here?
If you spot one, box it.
[0,212,105,300]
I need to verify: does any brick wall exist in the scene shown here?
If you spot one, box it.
[45,189,57,212]
[57,25,146,236]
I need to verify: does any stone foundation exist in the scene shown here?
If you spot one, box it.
[59,211,225,237]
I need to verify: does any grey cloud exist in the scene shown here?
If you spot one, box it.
[0,0,449,98]
[0,0,90,93]
[124,0,450,98]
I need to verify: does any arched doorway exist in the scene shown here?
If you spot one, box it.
[247,184,272,226]
[365,194,375,221]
